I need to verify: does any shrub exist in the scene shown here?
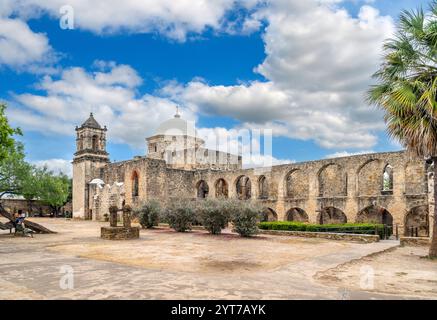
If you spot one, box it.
[229,200,264,237]
[195,199,230,235]
[134,200,161,229]
[161,198,196,232]
[258,221,385,237]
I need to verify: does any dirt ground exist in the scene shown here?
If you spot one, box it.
[315,246,437,299]
[0,218,435,300]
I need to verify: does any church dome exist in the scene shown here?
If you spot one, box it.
[155,111,197,137]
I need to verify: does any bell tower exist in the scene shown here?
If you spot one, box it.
[72,113,109,219]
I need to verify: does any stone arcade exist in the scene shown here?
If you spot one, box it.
[72,113,434,237]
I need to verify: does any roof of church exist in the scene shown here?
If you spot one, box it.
[80,113,102,129]
[155,110,198,137]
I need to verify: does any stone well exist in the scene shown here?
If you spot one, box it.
[100,205,139,240]
[101,226,140,240]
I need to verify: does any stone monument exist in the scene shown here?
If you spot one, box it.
[101,205,140,240]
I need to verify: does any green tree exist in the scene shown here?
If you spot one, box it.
[21,166,52,216]
[0,103,29,198]
[367,1,437,257]
[0,103,22,162]
[37,170,71,217]
[0,143,33,198]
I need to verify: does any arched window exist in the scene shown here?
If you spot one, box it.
[382,164,393,193]
[258,176,268,199]
[92,135,99,151]
[132,171,139,197]
[196,180,209,199]
[215,179,228,198]
[318,164,347,197]
[236,176,251,200]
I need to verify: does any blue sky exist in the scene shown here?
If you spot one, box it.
[0,0,431,175]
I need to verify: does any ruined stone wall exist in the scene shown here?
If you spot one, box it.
[192,151,429,235]
[85,150,431,236]
[1,199,72,216]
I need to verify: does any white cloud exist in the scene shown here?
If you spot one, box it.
[0,0,263,70]
[161,1,394,149]
[325,150,374,159]
[8,0,263,41]
[33,158,72,177]
[0,17,54,70]
[197,127,294,169]
[7,0,397,154]
[9,62,196,149]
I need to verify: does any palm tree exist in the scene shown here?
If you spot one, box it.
[367,1,437,257]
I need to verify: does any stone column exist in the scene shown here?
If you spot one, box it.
[123,205,132,228]
[109,206,118,227]
[344,167,359,223]
[306,170,318,224]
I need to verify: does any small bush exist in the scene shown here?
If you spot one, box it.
[195,199,229,235]
[161,198,196,232]
[258,221,385,237]
[229,200,263,237]
[134,200,161,229]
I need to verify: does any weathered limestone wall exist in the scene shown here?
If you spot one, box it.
[83,150,431,237]
[192,151,429,235]
[400,237,431,246]
[259,229,380,243]
[0,198,72,216]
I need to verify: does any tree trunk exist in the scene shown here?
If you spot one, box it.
[0,203,56,234]
[27,200,33,217]
[429,157,437,258]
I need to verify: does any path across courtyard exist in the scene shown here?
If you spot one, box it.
[0,218,435,300]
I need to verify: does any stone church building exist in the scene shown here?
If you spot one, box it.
[72,112,434,237]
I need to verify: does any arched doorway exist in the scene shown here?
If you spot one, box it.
[357,205,393,227]
[215,178,228,198]
[261,208,278,222]
[405,206,429,237]
[196,180,209,199]
[286,208,309,222]
[236,175,251,200]
[258,176,269,199]
[318,207,347,225]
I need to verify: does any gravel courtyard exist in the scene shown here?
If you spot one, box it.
[0,218,435,300]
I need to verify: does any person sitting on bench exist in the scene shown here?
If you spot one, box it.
[14,210,34,237]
